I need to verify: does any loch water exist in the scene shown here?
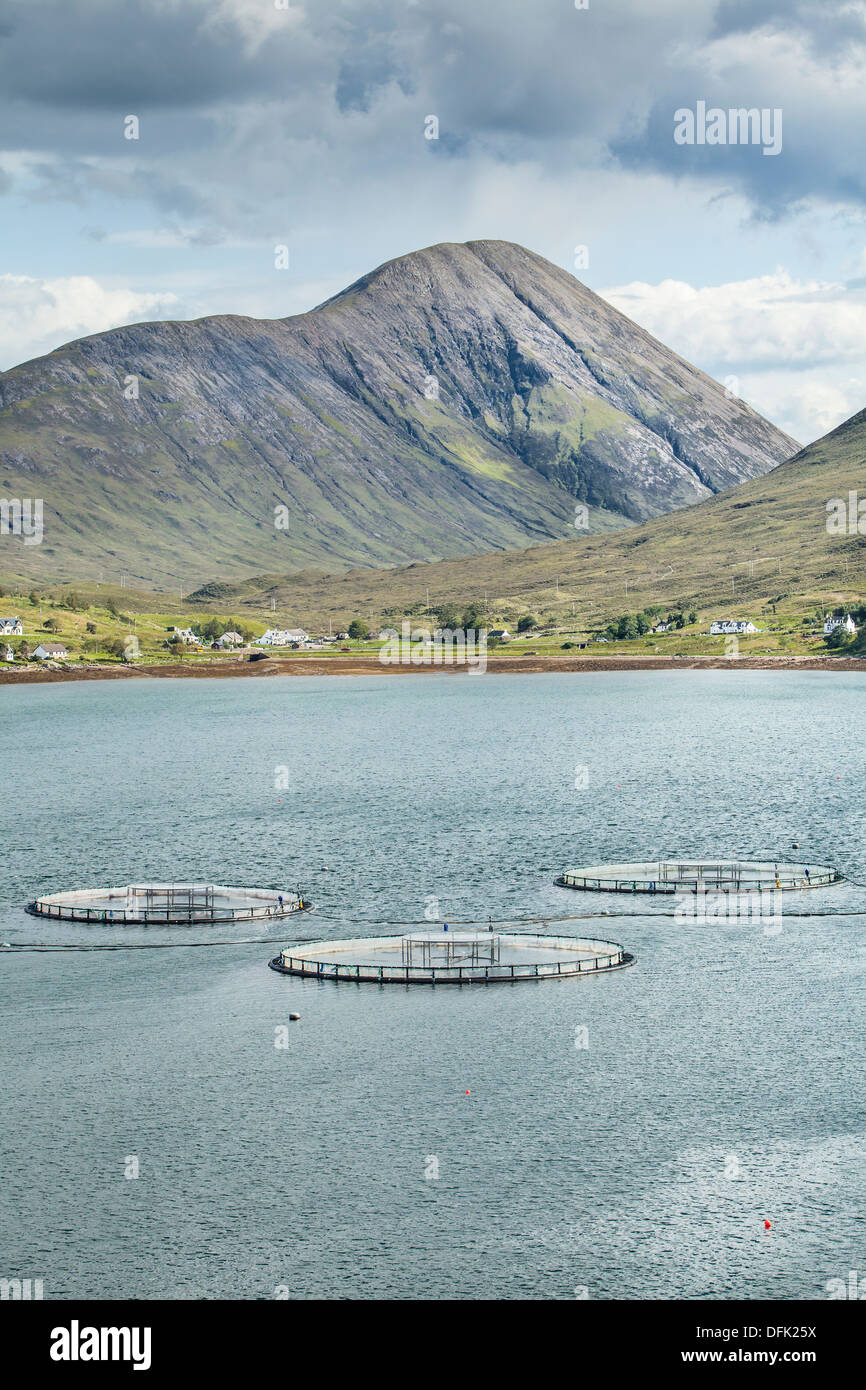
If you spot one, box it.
[1,670,864,1300]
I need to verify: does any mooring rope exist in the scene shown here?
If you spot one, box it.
[6,906,866,952]
[0,936,324,953]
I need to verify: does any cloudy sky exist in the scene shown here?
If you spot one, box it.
[1,0,865,442]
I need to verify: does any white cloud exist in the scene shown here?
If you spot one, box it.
[0,274,179,370]
[600,270,866,442]
[736,368,866,445]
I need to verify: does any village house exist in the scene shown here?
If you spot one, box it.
[168,627,202,644]
[216,630,244,647]
[489,628,511,641]
[256,627,309,647]
[0,616,23,636]
[1,643,14,661]
[651,622,671,634]
[33,641,69,660]
[710,619,758,635]
[824,613,857,636]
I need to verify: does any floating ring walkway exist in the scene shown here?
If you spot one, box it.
[27,883,311,925]
[269,931,633,985]
[556,859,844,895]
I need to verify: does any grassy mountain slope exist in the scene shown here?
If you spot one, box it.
[0,240,795,588]
[184,406,866,630]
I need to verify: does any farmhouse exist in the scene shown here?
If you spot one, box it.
[257,628,309,647]
[33,642,69,660]
[710,619,758,635]
[824,613,857,636]
[0,616,23,636]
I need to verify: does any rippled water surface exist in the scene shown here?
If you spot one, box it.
[1,671,864,1299]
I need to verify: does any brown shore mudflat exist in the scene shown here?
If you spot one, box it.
[2,653,866,687]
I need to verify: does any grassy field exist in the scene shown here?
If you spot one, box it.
[0,581,857,666]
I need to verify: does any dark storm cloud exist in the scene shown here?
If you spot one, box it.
[0,0,309,109]
[0,0,862,226]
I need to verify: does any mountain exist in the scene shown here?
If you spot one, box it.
[187,407,866,628]
[0,240,797,588]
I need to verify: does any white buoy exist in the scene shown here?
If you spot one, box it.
[289,1012,301,1021]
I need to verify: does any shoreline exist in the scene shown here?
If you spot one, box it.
[2,652,866,686]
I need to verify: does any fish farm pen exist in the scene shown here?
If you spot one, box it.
[269,931,633,985]
[28,884,310,925]
[555,860,844,894]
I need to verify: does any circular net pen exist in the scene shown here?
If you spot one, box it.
[556,859,844,895]
[269,931,633,985]
[28,883,310,925]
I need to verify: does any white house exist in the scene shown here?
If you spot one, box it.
[710,620,758,635]
[489,628,511,641]
[168,627,201,644]
[257,627,309,647]
[33,641,69,660]
[0,616,23,636]
[1,643,14,661]
[216,630,244,647]
[824,613,857,636]
[651,622,671,634]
